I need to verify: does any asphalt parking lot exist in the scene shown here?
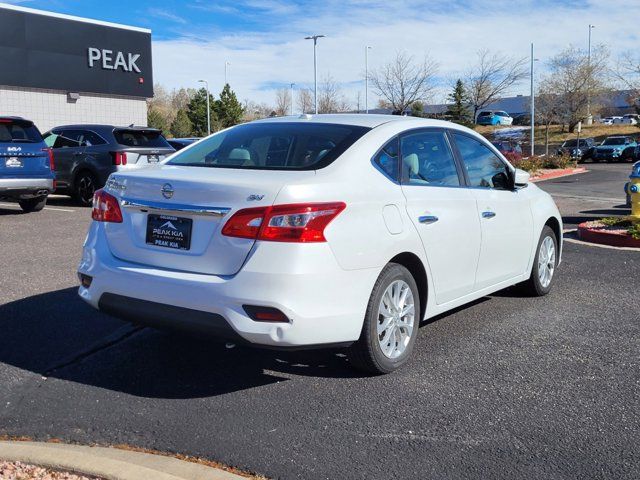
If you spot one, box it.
[0,164,638,479]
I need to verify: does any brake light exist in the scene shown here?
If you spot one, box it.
[111,151,127,166]
[43,147,55,171]
[222,202,346,243]
[92,189,123,223]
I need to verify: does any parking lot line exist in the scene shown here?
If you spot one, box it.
[0,202,76,212]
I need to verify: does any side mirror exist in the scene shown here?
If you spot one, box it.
[514,168,530,186]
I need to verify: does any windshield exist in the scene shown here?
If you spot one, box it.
[167,122,370,170]
[114,129,171,148]
[0,119,43,143]
[602,138,625,146]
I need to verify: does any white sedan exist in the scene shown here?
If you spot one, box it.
[78,115,562,374]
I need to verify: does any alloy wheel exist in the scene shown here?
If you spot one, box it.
[377,280,415,359]
[538,236,556,288]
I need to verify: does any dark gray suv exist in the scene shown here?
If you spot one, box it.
[43,125,175,205]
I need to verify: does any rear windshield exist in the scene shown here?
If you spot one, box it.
[167,122,370,170]
[114,129,171,148]
[0,119,43,143]
[603,137,625,146]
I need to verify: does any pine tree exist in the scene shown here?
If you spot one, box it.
[214,84,245,128]
[147,107,169,133]
[447,79,473,127]
[411,101,424,117]
[170,109,193,138]
[186,88,216,137]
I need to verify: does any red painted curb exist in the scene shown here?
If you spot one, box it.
[577,223,640,248]
[530,168,588,183]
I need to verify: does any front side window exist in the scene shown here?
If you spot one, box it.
[168,122,370,170]
[400,131,460,186]
[453,133,511,190]
[373,137,399,181]
[46,130,82,149]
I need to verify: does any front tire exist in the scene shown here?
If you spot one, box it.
[18,196,47,213]
[348,263,421,374]
[521,225,558,296]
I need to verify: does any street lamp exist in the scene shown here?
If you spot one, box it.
[290,83,295,115]
[197,79,211,136]
[586,24,595,125]
[304,34,325,114]
[224,61,231,85]
[530,43,539,157]
[365,46,372,114]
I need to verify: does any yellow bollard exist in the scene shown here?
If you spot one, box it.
[627,163,640,219]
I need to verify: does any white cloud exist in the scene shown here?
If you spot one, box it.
[152,0,639,108]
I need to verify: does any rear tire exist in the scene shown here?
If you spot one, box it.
[348,263,421,374]
[73,171,97,207]
[18,196,47,213]
[521,226,558,297]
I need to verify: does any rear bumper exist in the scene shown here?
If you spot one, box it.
[78,222,379,348]
[0,177,54,199]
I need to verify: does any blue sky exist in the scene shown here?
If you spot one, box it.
[3,0,639,106]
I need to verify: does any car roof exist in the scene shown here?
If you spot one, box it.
[252,113,460,130]
[50,124,160,132]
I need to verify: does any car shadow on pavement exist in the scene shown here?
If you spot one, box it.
[0,287,361,400]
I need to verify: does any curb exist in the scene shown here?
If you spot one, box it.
[0,441,245,480]
[530,167,588,182]
[577,222,640,249]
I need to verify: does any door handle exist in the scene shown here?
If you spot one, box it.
[418,215,439,224]
[482,211,496,219]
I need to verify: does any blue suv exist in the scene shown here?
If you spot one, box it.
[0,116,55,212]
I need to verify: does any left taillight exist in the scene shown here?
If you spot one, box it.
[43,147,54,171]
[222,202,346,243]
[92,189,123,223]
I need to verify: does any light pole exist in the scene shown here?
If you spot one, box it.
[290,83,295,115]
[365,46,372,114]
[224,61,231,85]
[530,43,537,157]
[304,34,325,114]
[586,24,595,125]
[198,79,210,136]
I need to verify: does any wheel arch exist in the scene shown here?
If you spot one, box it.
[388,252,428,321]
[544,216,562,259]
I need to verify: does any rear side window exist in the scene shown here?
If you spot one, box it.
[168,122,370,170]
[0,119,43,143]
[401,131,460,187]
[478,112,491,117]
[114,129,171,148]
[373,137,400,181]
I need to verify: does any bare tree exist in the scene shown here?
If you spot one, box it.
[297,88,313,114]
[369,51,438,113]
[242,100,273,121]
[318,75,350,113]
[274,88,291,116]
[535,89,561,155]
[465,49,528,119]
[540,45,609,132]
[613,52,640,114]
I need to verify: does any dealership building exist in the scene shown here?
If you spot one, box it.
[0,3,153,132]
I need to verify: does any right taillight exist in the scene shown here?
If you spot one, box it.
[111,151,127,166]
[221,202,346,243]
[92,189,123,223]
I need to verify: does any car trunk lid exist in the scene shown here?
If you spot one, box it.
[102,166,315,275]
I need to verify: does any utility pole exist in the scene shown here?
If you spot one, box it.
[586,24,595,125]
[197,79,210,136]
[304,35,325,114]
[365,46,372,114]
[530,43,535,157]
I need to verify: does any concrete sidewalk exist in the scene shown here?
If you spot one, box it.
[0,441,247,480]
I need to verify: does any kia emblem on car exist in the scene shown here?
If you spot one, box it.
[161,183,174,199]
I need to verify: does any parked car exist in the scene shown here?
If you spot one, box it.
[556,138,595,160]
[78,114,562,374]
[0,116,55,212]
[43,125,175,206]
[167,137,200,151]
[600,116,622,125]
[614,114,639,125]
[592,136,637,162]
[476,110,514,126]
[492,140,523,162]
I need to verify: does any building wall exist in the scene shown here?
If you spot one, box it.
[0,85,147,132]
